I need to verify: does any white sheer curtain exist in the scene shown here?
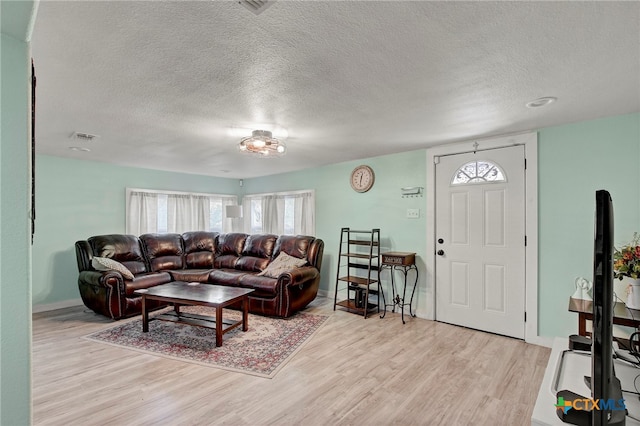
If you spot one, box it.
[239,190,315,235]
[127,188,238,235]
[221,197,239,233]
[167,194,209,234]
[127,191,158,235]
[292,191,315,235]
[262,195,285,235]
[241,197,253,234]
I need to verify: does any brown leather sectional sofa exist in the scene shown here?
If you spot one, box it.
[75,232,324,320]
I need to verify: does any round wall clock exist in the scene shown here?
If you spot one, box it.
[350,165,375,193]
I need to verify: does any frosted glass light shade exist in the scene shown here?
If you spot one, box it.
[238,130,286,157]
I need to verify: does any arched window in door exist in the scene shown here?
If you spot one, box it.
[451,160,506,185]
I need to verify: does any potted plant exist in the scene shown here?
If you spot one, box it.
[614,233,640,309]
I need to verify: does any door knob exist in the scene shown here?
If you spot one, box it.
[437,250,445,256]
[438,238,444,244]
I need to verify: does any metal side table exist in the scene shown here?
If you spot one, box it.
[380,252,418,324]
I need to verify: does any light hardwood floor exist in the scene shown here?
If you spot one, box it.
[33,297,550,425]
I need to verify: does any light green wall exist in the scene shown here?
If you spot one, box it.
[33,150,429,316]
[242,150,428,310]
[1,31,33,426]
[32,155,240,307]
[538,112,640,338]
[34,113,640,339]
[244,114,640,335]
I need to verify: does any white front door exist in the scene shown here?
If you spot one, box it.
[435,145,525,339]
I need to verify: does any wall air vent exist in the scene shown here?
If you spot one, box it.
[238,0,275,15]
[70,132,99,142]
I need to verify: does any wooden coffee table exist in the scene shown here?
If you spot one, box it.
[135,282,254,347]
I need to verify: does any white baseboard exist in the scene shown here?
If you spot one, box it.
[526,335,555,348]
[317,289,331,298]
[33,298,83,313]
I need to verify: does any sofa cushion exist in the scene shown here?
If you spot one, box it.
[124,272,172,296]
[258,252,308,278]
[214,233,247,269]
[88,234,148,274]
[209,269,248,286]
[168,269,212,283]
[140,233,184,272]
[236,234,277,272]
[238,274,279,297]
[273,235,315,261]
[214,255,240,269]
[91,257,135,280]
[182,231,217,268]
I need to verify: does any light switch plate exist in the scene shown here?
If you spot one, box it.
[407,208,420,219]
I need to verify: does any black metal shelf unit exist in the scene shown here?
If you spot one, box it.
[333,228,381,318]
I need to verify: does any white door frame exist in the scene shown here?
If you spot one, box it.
[426,132,543,345]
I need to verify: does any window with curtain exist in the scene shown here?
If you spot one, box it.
[126,188,238,235]
[241,190,315,236]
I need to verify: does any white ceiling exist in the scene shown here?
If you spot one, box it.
[31,1,640,179]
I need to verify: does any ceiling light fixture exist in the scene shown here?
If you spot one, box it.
[525,97,557,108]
[68,146,91,152]
[238,130,286,158]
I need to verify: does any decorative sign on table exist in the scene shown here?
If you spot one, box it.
[381,252,416,266]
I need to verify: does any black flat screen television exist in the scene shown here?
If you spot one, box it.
[592,189,624,425]
[558,190,625,426]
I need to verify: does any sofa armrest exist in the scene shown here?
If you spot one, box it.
[279,265,319,287]
[79,270,124,288]
[78,270,126,320]
[278,265,320,317]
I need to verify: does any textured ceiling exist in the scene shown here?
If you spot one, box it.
[31,1,640,179]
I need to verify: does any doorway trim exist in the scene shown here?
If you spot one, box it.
[426,132,542,345]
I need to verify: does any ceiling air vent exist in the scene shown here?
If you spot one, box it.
[238,0,275,15]
[70,132,99,142]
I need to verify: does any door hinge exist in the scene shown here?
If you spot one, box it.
[524,158,527,170]
[524,311,527,322]
[524,235,527,246]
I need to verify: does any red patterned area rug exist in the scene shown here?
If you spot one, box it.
[84,307,329,378]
